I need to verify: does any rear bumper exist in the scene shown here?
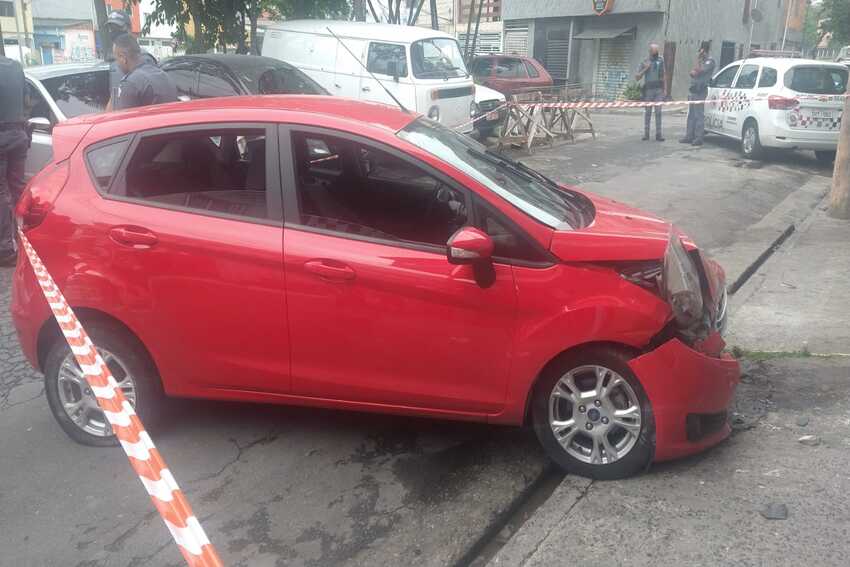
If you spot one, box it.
[10,248,48,370]
[629,336,740,462]
[761,115,840,150]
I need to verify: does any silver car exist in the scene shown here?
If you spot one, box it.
[24,62,111,178]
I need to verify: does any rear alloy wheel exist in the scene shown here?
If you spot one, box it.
[815,150,837,164]
[741,121,763,160]
[44,321,164,446]
[532,347,654,480]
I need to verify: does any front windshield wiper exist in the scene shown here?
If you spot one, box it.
[477,148,574,197]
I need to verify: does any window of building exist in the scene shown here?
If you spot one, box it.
[711,65,739,88]
[0,1,14,17]
[87,139,131,191]
[367,42,408,77]
[495,58,528,78]
[758,67,778,87]
[734,64,759,89]
[291,131,468,247]
[122,128,269,221]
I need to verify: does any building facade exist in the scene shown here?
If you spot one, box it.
[1,0,36,64]
[501,0,806,100]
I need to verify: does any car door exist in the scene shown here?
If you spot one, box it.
[91,122,290,395]
[727,63,760,138]
[493,57,529,95]
[705,63,740,136]
[279,125,517,414]
[361,41,411,108]
[23,79,57,179]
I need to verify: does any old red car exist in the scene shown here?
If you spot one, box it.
[11,96,738,479]
[469,55,554,96]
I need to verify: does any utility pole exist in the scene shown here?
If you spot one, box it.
[827,84,850,219]
[15,0,24,65]
[92,0,110,59]
[780,0,792,51]
[0,17,5,57]
[429,0,438,29]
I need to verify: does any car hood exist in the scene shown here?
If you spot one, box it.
[550,189,686,262]
[475,84,506,103]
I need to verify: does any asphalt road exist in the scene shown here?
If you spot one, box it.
[0,110,835,566]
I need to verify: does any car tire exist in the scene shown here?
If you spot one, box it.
[44,320,165,447]
[741,120,763,160]
[532,345,654,480]
[815,150,837,164]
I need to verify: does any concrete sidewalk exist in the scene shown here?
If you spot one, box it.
[726,203,850,355]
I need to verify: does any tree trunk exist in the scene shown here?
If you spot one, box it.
[249,13,259,54]
[353,0,366,21]
[828,85,850,219]
[294,0,308,18]
[93,0,110,59]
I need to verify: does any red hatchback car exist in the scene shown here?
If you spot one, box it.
[11,96,738,479]
[470,55,554,96]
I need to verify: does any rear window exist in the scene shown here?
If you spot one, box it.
[786,66,848,94]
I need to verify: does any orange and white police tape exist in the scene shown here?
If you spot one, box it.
[454,92,848,130]
[18,230,224,567]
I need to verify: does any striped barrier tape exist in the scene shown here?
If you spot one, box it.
[453,92,849,129]
[18,230,224,567]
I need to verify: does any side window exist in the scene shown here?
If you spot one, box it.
[122,127,269,220]
[25,82,56,126]
[495,58,528,78]
[163,61,198,98]
[367,42,408,77]
[758,67,777,87]
[86,138,131,191]
[524,61,540,78]
[476,201,548,263]
[196,63,241,98]
[711,65,739,88]
[291,131,467,247]
[734,64,759,89]
[40,71,110,118]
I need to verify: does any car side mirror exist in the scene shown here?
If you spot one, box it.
[447,226,493,265]
[28,117,51,132]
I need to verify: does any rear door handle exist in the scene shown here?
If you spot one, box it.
[109,226,158,249]
[362,86,371,92]
[304,259,356,281]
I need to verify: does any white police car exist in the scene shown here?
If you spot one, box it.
[704,55,847,162]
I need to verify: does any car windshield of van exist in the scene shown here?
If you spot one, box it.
[787,66,848,94]
[411,38,469,79]
[236,61,329,95]
[398,118,592,230]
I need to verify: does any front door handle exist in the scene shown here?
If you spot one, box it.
[362,85,371,92]
[304,259,356,281]
[109,226,158,249]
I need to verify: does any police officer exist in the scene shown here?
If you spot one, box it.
[0,55,28,266]
[636,43,666,141]
[681,41,716,146]
[112,33,178,110]
[104,10,157,110]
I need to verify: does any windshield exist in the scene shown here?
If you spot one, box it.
[398,118,589,229]
[237,62,328,95]
[411,38,468,79]
[787,66,848,95]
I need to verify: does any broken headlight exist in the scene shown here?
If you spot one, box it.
[662,233,704,328]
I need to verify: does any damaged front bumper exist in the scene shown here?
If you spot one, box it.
[629,333,740,461]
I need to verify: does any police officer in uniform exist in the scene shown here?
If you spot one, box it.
[681,41,716,146]
[636,43,666,141]
[104,11,157,110]
[0,55,28,266]
[112,33,178,110]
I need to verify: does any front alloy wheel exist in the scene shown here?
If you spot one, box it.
[532,346,654,479]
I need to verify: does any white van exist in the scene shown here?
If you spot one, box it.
[262,20,477,130]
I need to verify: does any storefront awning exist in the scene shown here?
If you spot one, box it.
[573,26,635,40]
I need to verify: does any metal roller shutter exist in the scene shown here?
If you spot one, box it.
[595,36,632,100]
[458,32,502,56]
[545,28,571,82]
[504,22,529,56]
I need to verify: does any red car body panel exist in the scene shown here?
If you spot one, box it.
[473,56,554,96]
[10,95,739,464]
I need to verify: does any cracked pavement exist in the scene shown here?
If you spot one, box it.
[1,111,839,566]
